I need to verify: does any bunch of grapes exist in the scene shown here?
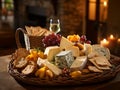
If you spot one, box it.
[42,33,61,47]
[80,35,91,44]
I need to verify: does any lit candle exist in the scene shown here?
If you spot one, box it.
[117,38,120,44]
[109,34,115,40]
[108,34,117,48]
[100,38,109,47]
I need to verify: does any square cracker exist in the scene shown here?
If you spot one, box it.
[89,58,110,70]
[94,56,112,67]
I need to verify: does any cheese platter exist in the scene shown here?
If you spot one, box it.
[8,27,120,86]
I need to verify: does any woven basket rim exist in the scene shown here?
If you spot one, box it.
[15,28,45,51]
[8,55,120,86]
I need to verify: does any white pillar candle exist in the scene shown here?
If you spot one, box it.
[100,38,109,47]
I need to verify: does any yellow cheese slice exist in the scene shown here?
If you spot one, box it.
[65,46,80,57]
[60,36,74,50]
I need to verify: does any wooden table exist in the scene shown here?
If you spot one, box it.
[0,55,120,90]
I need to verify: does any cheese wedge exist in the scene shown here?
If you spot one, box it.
[44,46,61,61]
[84,43,92,55]
[65,46,80,57]
[92,44,110,60]
[55,50,74,68]
[37,58,62,75]
[60,36,74,50]
[45,60,62,75]
[70,56,87,70]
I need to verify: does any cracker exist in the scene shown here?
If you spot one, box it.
[88,66,103,73]
[22,61,36,75]
[94,56,112,67]
[25,26,51,36]
[14,57,28,68]
[89,58,110,70]
[25,26,32,35]
[88,51,99,59]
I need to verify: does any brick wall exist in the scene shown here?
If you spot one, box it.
[14,0,54,28]
[58,0,86,36]
[14,0,86,36]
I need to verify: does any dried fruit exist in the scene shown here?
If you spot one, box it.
[70,70,82,79]
[35,66,54,79]
[67,34,80,42]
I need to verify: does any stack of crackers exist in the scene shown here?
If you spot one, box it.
[87,45,112,73]
[25,26,52,36]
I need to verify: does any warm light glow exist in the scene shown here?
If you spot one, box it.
[100,38,109,47]
[89,1,96,20]
[103,39,108,43]
[90,0,96,2]
[117,38,120,43]
[109,35,115,40]
[103,1,107,7]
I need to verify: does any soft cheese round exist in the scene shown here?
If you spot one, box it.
[92,44,110,60]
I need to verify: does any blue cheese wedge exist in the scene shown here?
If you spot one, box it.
[44,46,61,61]
[70,56,87,70]
[92,44,110,60]
[55,50,74,69]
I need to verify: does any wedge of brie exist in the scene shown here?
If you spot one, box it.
[70,56,87,70]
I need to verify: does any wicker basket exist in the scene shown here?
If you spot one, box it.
[15,28,44,51]
[8,55,120,86]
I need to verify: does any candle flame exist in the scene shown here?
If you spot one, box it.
[100,38,109,47]
[118,38,120,43]
[103,38,107,42]
[110,35,114,39]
